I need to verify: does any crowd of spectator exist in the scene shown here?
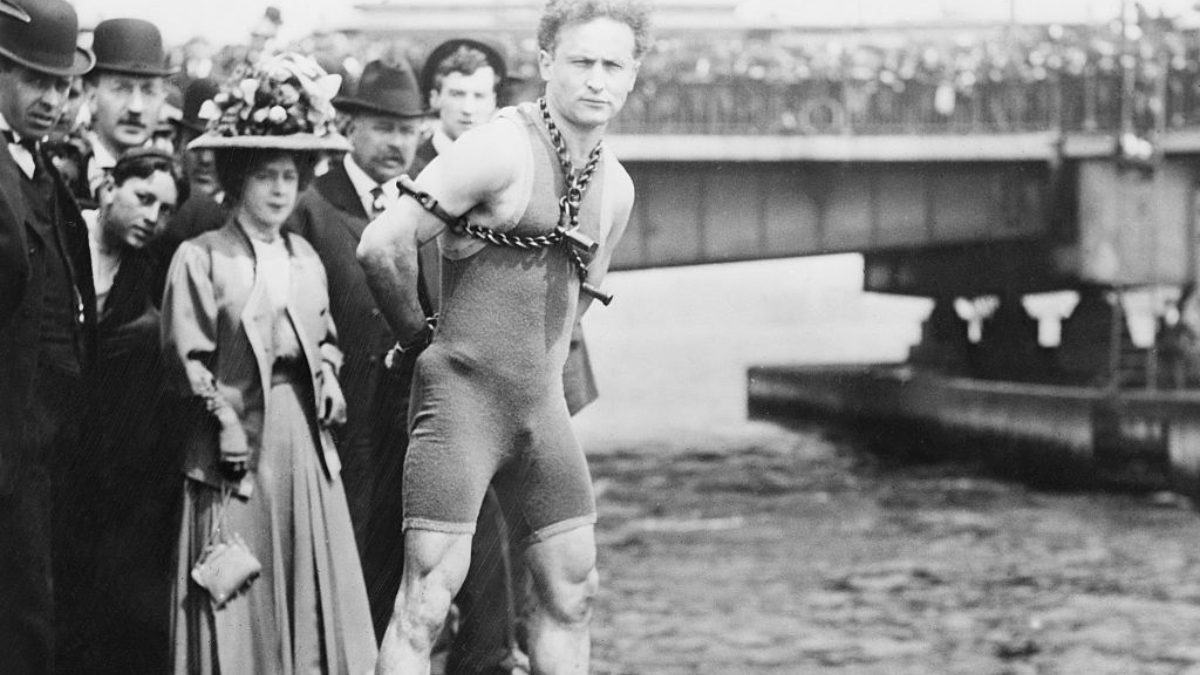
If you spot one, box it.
[163,6,1200,136]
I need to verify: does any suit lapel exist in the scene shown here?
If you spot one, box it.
[316,161,371,240]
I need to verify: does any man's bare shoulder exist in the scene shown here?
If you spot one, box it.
[417,116,526,205]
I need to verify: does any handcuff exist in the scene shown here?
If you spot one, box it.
[383,314,437,370]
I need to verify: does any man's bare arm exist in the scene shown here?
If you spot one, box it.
[358,120,523,341]
[357,199,444,342]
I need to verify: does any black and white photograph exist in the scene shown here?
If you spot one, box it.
[5,0,1200,674]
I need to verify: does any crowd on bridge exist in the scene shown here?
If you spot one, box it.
[148,3,1200,136]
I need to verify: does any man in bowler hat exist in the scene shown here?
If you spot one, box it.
[82,18,176,202]
[286,58,434,640]
[0,1,97,673]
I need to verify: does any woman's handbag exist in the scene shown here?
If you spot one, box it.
[190,484,262,609]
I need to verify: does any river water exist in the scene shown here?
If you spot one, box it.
[573,256,1200,675]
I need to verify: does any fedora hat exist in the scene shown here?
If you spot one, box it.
[92,18,177,77]
[189,52,350,153]
[0,0,93,77]
[419,38,508,101]
[333,59,428,119]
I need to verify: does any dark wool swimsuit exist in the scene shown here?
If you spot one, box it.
[401,104,603,543]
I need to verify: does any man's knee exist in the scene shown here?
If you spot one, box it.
[397,530,474,627]
[547,565,598,626]
[527,528,599,626]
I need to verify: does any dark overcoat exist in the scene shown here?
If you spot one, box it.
[0,138,96,675]
[0,141,96,494]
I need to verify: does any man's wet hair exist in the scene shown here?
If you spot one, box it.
[537,0,652,60]
[431,45,501,95]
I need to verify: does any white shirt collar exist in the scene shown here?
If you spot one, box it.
[87,131,119,171]
[343,153,379,200]
[343,154,399,214]
[86,131,123,198]
[432,125,455,156]
[0,114,36,179]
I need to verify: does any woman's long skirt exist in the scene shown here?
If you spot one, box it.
[171,375,377,675]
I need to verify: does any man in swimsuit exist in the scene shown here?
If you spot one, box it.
[358,2,649,673]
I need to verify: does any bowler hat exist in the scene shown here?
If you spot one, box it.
[0,0,93,77]
[333,59,428,119]
[419,38,508,101]
[172,78,220,135]
[92,18,177,78]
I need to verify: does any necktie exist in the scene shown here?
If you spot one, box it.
[369,185,386,219]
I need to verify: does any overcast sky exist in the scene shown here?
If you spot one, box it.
[69,0,1200,45]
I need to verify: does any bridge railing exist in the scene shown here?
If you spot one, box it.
[610,69,1198,136]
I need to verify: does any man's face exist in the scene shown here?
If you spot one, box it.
[430,67,497,141]
[347,113,422,184]
[50,77,86,140]
[538,17,639,130]
[98,169,178,250]
[0,64,70,139]
[88,73,166,152]
[185,147,219,199]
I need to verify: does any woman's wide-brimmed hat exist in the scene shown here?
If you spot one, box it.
[332,59,428,119]
[91,18,178,78]
[0,0,93,78]
[189,53,351,153]
[418,38,508,101]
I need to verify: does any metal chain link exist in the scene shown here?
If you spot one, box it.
[447,99,604,285]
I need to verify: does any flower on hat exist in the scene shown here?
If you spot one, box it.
[204,52,343,140]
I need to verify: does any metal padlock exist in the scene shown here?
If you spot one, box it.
[562,228,598,256]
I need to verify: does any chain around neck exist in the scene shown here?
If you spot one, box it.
[538,97,603,182]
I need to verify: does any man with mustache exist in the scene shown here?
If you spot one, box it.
[286,58,434,640]
[0,1,96,673]
[82,18,174,204]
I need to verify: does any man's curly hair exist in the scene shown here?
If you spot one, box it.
[537,0,652,60]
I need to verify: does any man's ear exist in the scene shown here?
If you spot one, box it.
[538,49,554,81]
[83,80,98,115]
[97,176,116,208]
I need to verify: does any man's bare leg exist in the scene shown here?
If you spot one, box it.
[376,530,473,675]
[524,525,599,675]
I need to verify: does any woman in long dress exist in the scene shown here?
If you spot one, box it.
[162,54,376,675]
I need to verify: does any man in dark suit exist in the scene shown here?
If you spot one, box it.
[286,58,431,640]
[0,1,96,673]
